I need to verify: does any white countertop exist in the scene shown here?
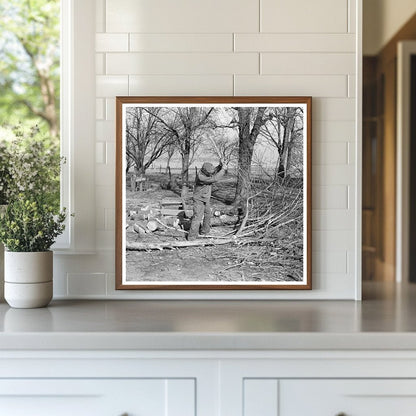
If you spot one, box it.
[1,282,416,351]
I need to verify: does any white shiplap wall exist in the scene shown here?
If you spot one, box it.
[54,0,360,300]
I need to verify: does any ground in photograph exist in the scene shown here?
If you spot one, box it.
[125,174,303,283]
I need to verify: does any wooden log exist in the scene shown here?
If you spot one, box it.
[211,215,239,226]
[163,216,180,228]
[146,220,159,232]
[133,223,147,236]
[160,198,183,207]
[161,208,193,218]
[126,238,238,251]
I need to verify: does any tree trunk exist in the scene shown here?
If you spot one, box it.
[278,108,296,179]
[233,107,266,211]
[180,136,191,211]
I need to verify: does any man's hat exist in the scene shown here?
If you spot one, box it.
[201,162,215,175]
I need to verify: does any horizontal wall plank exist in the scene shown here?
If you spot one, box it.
[312,98,355,121]
[312,165,355,185]
[96,121,116,143]
[313,142,348,165]
[312,210,355,230]
[313,121,355,141]
[96,34,129,52]
[96,165,115,186]
[349,0,357,33]
[312,185,349,209]
[96,98,105,120]
[261,0,348,33]
[262,53,355,75]
[235,75,347,97]
[348,75,356,97]
[129,75,233,95]
[96,142,106,164]
[105,98,116,121]
[96,53,105,75]
[130,34,233,52]
[313,230,355,251]
[96,75,128,97]
[107,0,259,33]
[107,53,259,75]
[67,273,107,296]
[312,251,347,273]
[235,34,356,52]
[96,0,105,32]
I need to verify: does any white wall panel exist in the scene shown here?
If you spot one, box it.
[312,165,355,185]
[261,53,356,75]
[313,121,355,141]
[106,53,259,75]
[235,34,356,53]
[106,0,259,33]
[313,210,355,230]
[313,142,349,165]
[312,251,348,273]
[96,33,129,52]
[96,75,128,97]
[129,75,233,96]
[95,53,105,74]
[130,34,233,52]
[51,0,361,299]
[67,273,107,296]
[312,185,349,209]
[261,0,348,33]
[312,98,355,121]
[235,75,347,97]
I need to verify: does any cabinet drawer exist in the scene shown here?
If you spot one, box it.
[0,379,195,416]
[280,380,416,416]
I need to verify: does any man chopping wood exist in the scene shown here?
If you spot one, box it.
[188,160,224,241]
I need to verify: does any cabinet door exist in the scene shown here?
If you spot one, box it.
[280,380,416,416]
[0,379,195,416]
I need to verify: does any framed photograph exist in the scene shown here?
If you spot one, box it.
[116,97,311,290]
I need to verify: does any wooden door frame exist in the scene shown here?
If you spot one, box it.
[396,41,416,282]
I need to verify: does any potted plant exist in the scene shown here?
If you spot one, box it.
[0,196,66,308]
[0,125,65,308]
[0,139,13,302]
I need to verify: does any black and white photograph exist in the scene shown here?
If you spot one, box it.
[116,97,311,290]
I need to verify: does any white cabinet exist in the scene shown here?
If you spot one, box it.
[0,379,195,416]
[2,351,416,415]
[280,380,416,416]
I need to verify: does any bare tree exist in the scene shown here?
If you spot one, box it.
[145,107,214,208]
[233,107,268,210]
[126,107,172,190]
[207,134,238,174]
[260,107,303,179]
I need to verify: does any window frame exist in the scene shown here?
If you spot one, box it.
[53,0,96,253]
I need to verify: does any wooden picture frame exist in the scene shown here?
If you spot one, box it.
[116,97,312,290]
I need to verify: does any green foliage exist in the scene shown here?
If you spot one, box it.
[0,124,61,210]
[0,196,66,252]
[0,0,60,138]
[0,140,13,205]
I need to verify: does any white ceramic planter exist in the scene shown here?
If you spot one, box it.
[4,251,53,308]
[0,205,6,302]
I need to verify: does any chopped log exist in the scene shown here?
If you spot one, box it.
[146,219,159,232]
[132,212,149,221]
[161,208,193,218]
[160,198,183,208]
[211,215,239,226]
[133,223,147,235]
[126,238,238,251]
[163,216,180,228]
